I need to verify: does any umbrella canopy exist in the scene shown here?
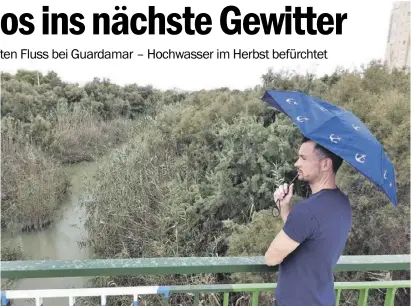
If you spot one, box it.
[261,89,397,207]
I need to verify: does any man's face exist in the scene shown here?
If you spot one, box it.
[294,141,322,183]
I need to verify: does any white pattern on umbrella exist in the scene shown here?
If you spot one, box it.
[355,153,366,163]
[296,116,309,122]
[329,134,342,143]
[286,98,298,105]
[352,124,360,131]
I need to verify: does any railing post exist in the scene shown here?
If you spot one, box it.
[101,295,106,306]
[384,288,397,306]
[193,292,199,306]
[35,297,43,306]
[223,292,229,306]
[358,288,369,306]
[335,289,341,306]
[251,291,259,306]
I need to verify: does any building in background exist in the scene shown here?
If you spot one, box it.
[384,2,410,69]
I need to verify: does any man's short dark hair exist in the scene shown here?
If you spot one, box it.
[302,137,343,173]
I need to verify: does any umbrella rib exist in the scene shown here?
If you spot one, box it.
[303,113,342,145]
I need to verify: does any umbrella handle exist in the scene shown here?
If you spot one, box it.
[272,173,299,218]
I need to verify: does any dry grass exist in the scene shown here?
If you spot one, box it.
[1,118,70,232]
[50,105,134,164]
[1,107,135,232]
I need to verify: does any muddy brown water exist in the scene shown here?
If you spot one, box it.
[2,161,99,306]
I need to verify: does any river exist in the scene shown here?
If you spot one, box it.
[1,160,98,306]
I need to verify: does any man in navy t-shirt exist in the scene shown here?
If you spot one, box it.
[265,137,352,306]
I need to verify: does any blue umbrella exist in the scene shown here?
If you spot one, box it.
[260,89,398,207]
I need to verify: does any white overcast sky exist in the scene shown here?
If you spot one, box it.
[0,0,401,91]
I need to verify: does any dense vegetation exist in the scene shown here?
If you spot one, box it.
[1,71,162,231]
[1,62,409,305]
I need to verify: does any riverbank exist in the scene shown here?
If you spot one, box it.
[1,159,99,306]
[1,114,136,233]
[0,71,176,234]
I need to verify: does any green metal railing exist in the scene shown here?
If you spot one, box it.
[2,254,410,306]
[165,281,410,306]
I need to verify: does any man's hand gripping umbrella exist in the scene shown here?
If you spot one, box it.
[273,173,299,218]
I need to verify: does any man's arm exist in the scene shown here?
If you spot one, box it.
[265,205,317,266]
[264,230,300,266]
[265,182,297,265]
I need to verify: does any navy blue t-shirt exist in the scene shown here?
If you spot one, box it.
[275,187,352,306]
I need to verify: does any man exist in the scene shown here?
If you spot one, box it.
[265,137,352,306]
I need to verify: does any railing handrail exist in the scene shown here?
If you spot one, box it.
[1,254,409,279]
